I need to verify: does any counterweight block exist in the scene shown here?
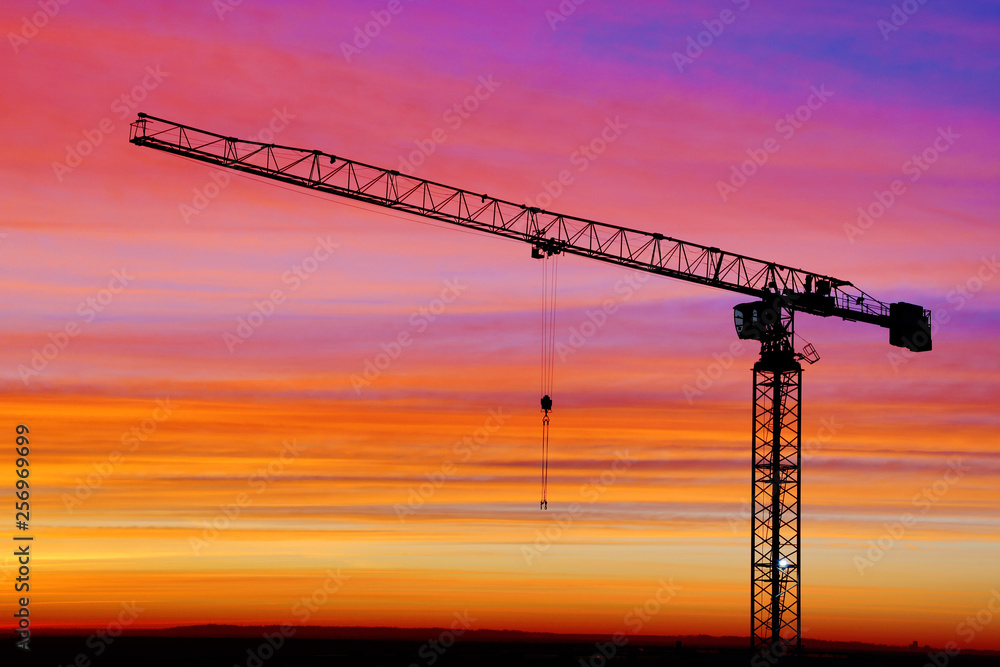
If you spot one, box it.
[889,301,932,352]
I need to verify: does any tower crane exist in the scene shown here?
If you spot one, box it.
[129,113,932,654]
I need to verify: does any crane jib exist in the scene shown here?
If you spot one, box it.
[128,113,932,352]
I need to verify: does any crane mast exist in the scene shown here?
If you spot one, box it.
[129,113,932,656]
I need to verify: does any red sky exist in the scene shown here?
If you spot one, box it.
[1,0,998,651]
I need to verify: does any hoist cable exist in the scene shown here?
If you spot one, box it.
[539,252,558,510]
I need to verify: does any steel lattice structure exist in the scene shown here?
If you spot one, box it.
[751,359,802,652]
[129,113,933,654]
[128,114,924,329]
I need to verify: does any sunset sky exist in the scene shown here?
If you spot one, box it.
[1,0,998,651]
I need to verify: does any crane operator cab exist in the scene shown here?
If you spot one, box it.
[733,301,770,341]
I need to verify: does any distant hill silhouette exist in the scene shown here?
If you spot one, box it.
[29,624,1000,656]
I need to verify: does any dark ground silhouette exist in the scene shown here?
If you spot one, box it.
[5,627,998,666]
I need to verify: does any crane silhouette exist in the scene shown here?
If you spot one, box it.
[129,112,932,654]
